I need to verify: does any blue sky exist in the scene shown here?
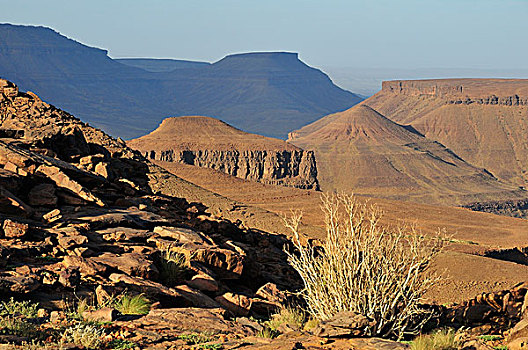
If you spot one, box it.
[2,0,527,69]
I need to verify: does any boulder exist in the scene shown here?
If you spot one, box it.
[0,186,32,216]
[153,226,211,245]
[36,164,105,207]
[215,292,252,317]
[93,252,159,280]
[256,282,287,303]
[193,247,244,279]
[58,267,80,288]
[509,337,528,350]
[62,256,109,277]
[82,307,117,323]
[2,219,30,238]
[186,273,219,293]
[109,273,219,308]
[96,227,151,242]
[314,311,374,338]
[510,319,528,342]
[0,272,40,293]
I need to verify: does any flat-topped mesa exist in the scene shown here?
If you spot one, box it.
[382,79,528,105]
[128,116,319,190]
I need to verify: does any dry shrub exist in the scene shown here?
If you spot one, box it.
[285,193,445,339]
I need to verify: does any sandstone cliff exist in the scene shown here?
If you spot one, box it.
[129,116,319,190]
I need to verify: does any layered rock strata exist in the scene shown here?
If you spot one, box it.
[129,116,319,190]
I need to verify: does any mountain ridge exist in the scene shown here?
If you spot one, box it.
[288,102,527,205]
[0,23,362,139]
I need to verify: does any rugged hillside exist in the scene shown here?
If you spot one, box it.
[288,104,526,205]
[365,79,528,188]
[0,77,310,348]
[128,116,319,190]
[0,24,362,139]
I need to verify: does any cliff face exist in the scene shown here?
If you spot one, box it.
[129,116,319,190]
[146,148,318,190]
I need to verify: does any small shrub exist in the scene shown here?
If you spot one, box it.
[198,344,223,350]
[0,298,39,318]
[303,317,319,331]
[108,338,137,349]
[20,339,64,350]
[114,294,150,315]
[411,329,459,350]
[479,335,502,341]
[157,245,192,286]
[267,306,305,331]
[63,324,104,349]
[256,327,280,339]
[176,332,215,344]
[285,193,445,339]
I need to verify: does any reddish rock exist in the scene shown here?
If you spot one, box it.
[193,247,244,279]
[58,267,80,288]
[215,292,252,317]
[82,307,117,323]
[93,252,159,280]
[2,219,29,238]
[509,337,528,350]
[62,256,109,277]
[186,273,219,293]
[256,282,287,303]
[314,311,374,338]
[43,208,62,223]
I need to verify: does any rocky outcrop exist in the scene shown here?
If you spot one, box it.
[129,116,320,190]
[147,148,319,190]
[382,79,528,102]
[464,199,528,219]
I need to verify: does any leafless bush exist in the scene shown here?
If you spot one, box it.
[284,193,445,339]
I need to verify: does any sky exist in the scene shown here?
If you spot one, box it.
[2,0,527,70]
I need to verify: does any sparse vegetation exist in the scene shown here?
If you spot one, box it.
[267,306,305,332]
[176,332,215,345]
[410,329,460,350]
[108,339,137,349]
[157,245,192,286]
[114,294,151,315]
[479,334,502,341]
[63,324,105,350]
[256,326,280,339]
[285,193,445,339]
[0,316,38,338]
[0,298,39,318]
[198,344,223,350]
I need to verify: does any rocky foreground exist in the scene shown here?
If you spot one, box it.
[0,78,528,349]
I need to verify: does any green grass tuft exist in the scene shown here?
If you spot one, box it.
[108,338,137,349]
[114,294,151,315]
[411,329,460,350]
